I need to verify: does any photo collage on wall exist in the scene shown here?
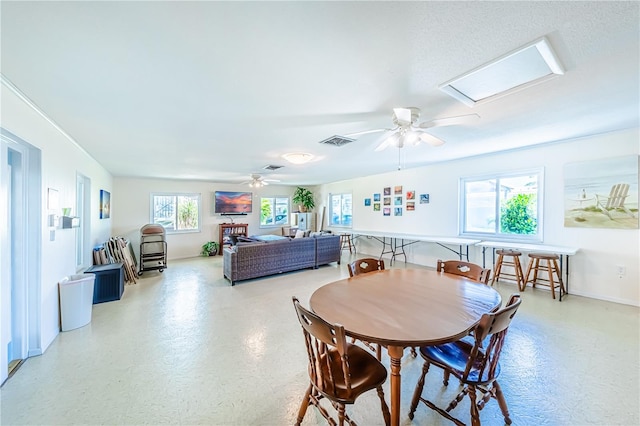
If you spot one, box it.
[365,186,430,216]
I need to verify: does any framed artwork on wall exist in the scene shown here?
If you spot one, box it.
[407,202,415,211]
[100,190,111,219]
[563,155,638,229]
[47,188,59,210]
[373,193,381,202]
[364,198,371,206]
[420,194,430,204]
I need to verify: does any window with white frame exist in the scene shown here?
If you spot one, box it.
[151,193,201,233]
[329,193,352,227]
[260,197,289,227]
[460,169,543,241]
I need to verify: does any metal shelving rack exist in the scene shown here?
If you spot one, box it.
[138,224,167,275]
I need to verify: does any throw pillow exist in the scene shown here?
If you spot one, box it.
[294,230,305,238]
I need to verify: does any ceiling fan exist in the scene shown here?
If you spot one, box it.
[242,174,280,188]
[343,107,480,151]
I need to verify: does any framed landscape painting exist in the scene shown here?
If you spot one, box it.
[564,155,638,229]
[100,190,111,219]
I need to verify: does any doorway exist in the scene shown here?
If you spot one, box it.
[1,129,42,385]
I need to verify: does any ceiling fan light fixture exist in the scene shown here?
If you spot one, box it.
[388,133,401,147]
[282,152,314,164]
[405,131,420,145]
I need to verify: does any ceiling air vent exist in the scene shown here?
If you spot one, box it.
[319,135,355,147]
[263,164,284,171]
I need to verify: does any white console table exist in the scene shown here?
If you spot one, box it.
[476,241,579,301]
[351,229,481,264]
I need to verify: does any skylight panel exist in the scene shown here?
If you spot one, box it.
[440,37,564,107]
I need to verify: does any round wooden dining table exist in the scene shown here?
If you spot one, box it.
[310,268,502,426]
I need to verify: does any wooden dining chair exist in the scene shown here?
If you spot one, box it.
[292,297,391,426]
[408,294,522,426]
[436,259,491,284]
[346,257,386,359]
[348,257,385,277]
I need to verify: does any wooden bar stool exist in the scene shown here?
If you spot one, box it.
[490,249,525,290]
[340,233,354,254]
[524,252,566,300]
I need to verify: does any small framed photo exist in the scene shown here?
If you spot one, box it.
[384,187,391,196]
[364,198,371,206]
[383,207,391,216]
[406,191,415,200]
[394,207,403,216]
[384,197,391,205]
[420,194,430,204]
[373,203,380,211]
[373,193,381,202]
[406,202,415,211]
[394,185,403,195]
[394,196,402,205]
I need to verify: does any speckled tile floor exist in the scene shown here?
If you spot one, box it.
[1,255,638,426]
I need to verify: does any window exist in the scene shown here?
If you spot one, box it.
[151,193,201,233]
[260,197,289,227]
[460,169,543,241]
[329,193,352,227]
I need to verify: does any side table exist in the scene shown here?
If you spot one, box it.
[85,263,125,304]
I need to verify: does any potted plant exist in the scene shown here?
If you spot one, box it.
[292,187,315,212]
[201,241,219,256]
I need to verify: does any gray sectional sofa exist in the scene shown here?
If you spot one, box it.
[223,234,341,285]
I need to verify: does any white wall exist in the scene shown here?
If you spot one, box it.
[320,129,639,306]
[112,178,300,260]
[1,82,113,356]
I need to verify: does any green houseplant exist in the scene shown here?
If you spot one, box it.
[201,241,219,256]
[292,187,315,212]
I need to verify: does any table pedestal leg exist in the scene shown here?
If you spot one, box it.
[388,345,404,426]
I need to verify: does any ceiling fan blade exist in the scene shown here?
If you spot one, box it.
[418,132,446,146]
[418,113,480,129]
[374,139,391,152]
[374,131,400,151]
[344,128,388,138]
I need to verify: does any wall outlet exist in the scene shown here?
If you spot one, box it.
[616,265,626,276]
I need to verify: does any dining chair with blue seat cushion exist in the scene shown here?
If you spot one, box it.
[409,293,522,426]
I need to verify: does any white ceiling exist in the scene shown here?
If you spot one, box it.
[1,1,638,186]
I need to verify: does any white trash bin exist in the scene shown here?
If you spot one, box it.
[59,273,95,331]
